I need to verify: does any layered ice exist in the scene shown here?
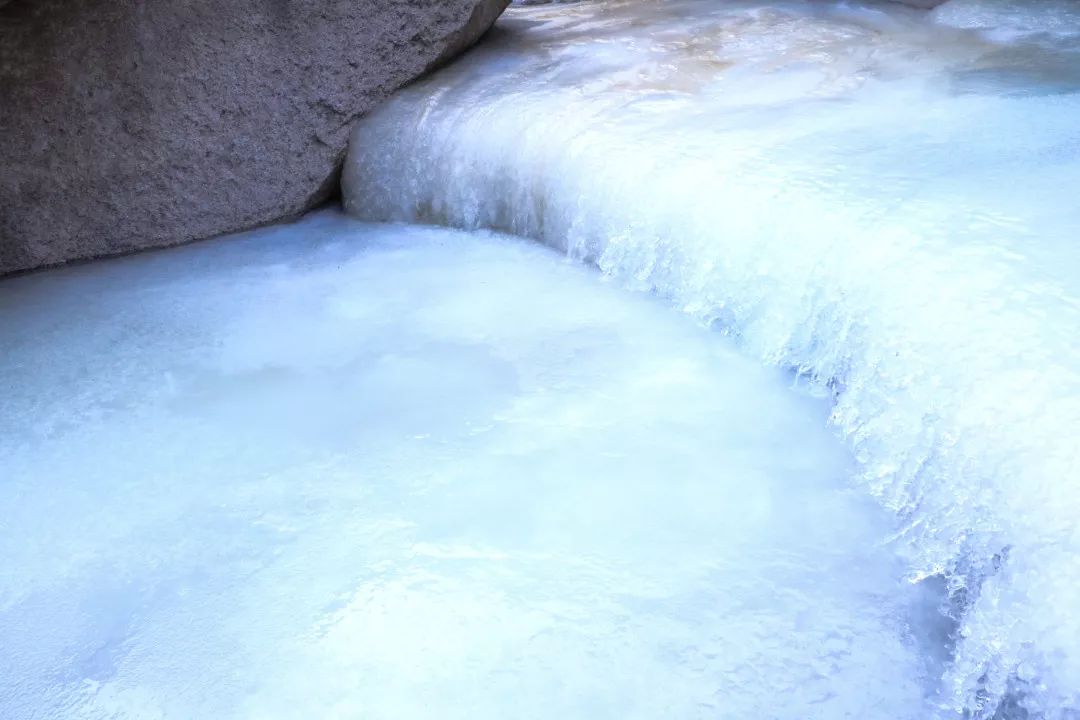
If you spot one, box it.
[0,214,944,718]
[342,1,1080,716]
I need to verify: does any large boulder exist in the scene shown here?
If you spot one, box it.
[0,0,508,275]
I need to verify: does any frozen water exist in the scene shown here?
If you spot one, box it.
[342,1,1080,717]
[0,213,941,718]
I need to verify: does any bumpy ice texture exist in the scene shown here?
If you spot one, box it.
[343,1,1080,716]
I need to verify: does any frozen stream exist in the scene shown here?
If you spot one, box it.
[1,214,941,718]
[3,0,1079,717]
[343,1,1080,716]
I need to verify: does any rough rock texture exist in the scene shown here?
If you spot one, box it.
[0,0,508,275]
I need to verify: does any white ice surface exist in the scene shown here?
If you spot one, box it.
[0,214,941,719]
[343,2,1080,716]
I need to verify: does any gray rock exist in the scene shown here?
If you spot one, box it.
[0,0,508,275]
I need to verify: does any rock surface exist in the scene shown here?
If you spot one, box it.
[0,0,508,275]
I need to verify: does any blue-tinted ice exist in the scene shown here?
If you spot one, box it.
[1,215,940,718]
[343,1,1080,716]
